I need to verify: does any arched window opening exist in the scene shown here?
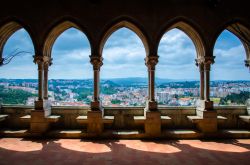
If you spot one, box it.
[101,27,147,107]
[211,30,250,106]
[50,28,92,106]
[0,29,36,105]
[157,28,199,106]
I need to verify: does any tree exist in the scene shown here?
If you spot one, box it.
[0,49,31,66]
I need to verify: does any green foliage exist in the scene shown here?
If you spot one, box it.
[0,86,36,104]
[111,99,121,104]
[219,91,250,105]
[101,87,116,95]
[73,88,93,101]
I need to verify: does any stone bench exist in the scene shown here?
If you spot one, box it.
[187,115,227,123]
[239,116,250,123]
[103,116,114,124]
[134,115,171,124]
[0,114,8,122]
[161,116,172,124]
[76,115,114,124]
[20,115,61,123]
[20,115,31,122]
[46,115,61,123]
[76,116,88,124]
[217,115,228,123]
[133,116,145,124]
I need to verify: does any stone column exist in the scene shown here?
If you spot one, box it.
[90,55,103,111]
[31,55,51,133]
[145,55,159,111]
[196,58,204,100]
[204,57,214,102]
[144,55,161,137]
[87,55,104,134]
[43,59,52,100]
[34,56,44,101]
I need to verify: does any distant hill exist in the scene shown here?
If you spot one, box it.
[101,77,196,86]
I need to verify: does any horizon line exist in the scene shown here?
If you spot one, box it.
[1,77,250,81]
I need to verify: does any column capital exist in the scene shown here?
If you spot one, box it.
[90,55,103,70]
[33,55,52,65]
[195,56,215,65]
[145,55,159,70]
[196,56,215,71]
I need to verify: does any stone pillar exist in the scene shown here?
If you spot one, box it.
[204,62,211,102]
[34,56,44,101]
[31,55,52,134]
[194,56,217,133]
[88,55,104,134]
[90,55,103,111]
[144,55,159,111]
[195,58,204,100]
[43,59,52,100]
[144,55,161,137]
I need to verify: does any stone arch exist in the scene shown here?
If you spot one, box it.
[99,18,150,56]
[156,20,205,58]
[0,21,36,59]
[43,20,92,58]
[213,21,250,61]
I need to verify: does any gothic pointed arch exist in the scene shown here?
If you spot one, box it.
[213,21,250,62]
[157,19,205,58]
[43,20,92,58]
[0,20,36,59]
[99,18,150,56]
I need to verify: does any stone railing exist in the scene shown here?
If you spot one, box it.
[0,105,247,130]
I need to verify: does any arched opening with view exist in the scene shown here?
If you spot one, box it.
[211,29,250,106]
[0,27,36,105]
[100,27,147,107]
[49,27,92,106]
[157,28,199,106]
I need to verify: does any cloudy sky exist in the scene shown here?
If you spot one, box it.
[0,27,249,80]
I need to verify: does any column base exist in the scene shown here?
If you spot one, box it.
[246,99,250,115]
[196,100,215,118]
[31,100,52,133]
[195,100,217,133]
[34,100,51,117]
[144,110,161,137]
[145,100,158,111]
[87,110,103,134]
[90,100,102,111]
[30,110,49,133]
[196,100,213,110]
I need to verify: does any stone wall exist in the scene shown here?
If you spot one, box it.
[1,105,248,130]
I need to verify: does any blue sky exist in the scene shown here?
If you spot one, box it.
[0,27,249,80]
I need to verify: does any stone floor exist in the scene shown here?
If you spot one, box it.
[0,138,249,165]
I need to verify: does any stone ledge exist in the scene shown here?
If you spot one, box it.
[187,115,227,123]
[103,116,114,124]
[239,115,250,123]
[134,115,171,124]
[76,115,114,124]
[20,115,61,123]
[161,116,172,124]
[76,115,88,124]
[134,116,145,124]
[0,114,8,122]
[46,115,61,123]
[20,115,31,122]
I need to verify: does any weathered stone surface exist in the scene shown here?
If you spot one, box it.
[87,111,103,134]
[145,111,161,136]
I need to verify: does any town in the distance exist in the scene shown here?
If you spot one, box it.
[0,78,249,107]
